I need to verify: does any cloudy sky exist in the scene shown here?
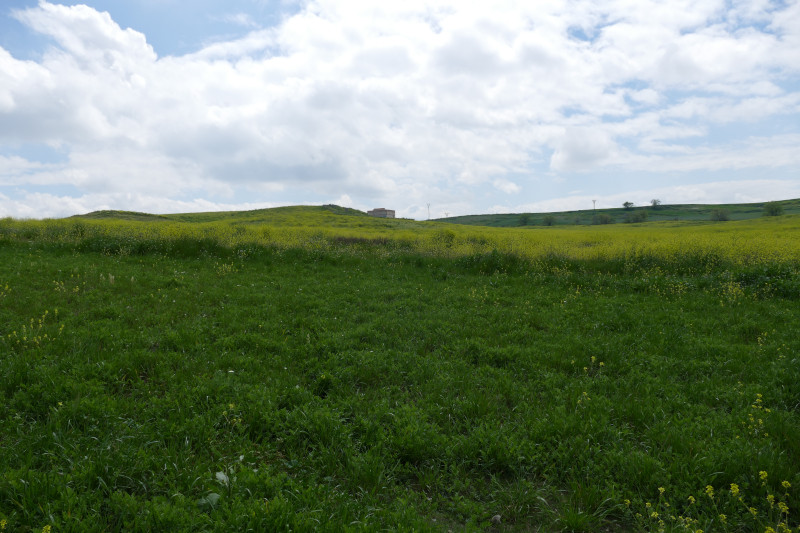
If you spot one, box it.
[1,0,799,219]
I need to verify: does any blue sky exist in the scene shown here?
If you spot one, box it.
[0,0,293,58]
[1,0,798,219]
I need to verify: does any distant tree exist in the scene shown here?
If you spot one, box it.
[651,199,662,209]
[624,210,648,223]
[518,213,531,226]
[763,202,784,217]
[592,213,613,225]
[710,209,730,221]
[542,215,556,226]
[623,201,634,210]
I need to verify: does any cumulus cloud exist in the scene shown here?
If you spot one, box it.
[0,0,798,218]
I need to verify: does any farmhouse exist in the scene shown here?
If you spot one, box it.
[368,208,395,218]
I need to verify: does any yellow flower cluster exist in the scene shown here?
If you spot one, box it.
[626,470,796,532]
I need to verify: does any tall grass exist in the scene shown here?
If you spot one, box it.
[2,212,798,271]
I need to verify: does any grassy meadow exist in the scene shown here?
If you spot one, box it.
[1,207,799,532]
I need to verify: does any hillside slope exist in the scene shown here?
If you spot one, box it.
[439,198,800,227]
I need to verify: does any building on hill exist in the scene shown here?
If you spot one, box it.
[368,208,395,218]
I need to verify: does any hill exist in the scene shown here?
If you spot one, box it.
[72,210,170,222]
[439,198,800,227]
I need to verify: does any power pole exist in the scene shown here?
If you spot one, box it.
[427,203,430,220]
[444,212,450,218]
[592,200,596,211]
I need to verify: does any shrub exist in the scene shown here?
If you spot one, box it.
[592,213,613,225]
[624,210,648,223]
[542,215,556,226]
[710,209,730,221]
[763,202,784,217]
[518,213,531,226]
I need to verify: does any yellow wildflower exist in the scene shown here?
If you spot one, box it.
[760,471,768,481]
[730,483,740,497]
[688,495,696,504]
[651,511,658,519]
[42,526,51,533]
[783,481,791,489]
[778,501,788,514]
[749,507,758,516]
[624,499,631,506]
[719,514,727,523]
[705,485,714,498]
[659,487,665,495]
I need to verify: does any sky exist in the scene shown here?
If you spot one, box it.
[1,0,799,219]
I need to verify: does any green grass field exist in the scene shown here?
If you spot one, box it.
[1,208,799,532]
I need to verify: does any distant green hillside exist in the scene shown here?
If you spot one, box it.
[73,210,170,222]
[76,205,367,224]
[73,199,800,229]
[162,204,369,223]
[439,198,800,227]
[73,204,435,234]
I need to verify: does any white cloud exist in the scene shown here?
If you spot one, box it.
[492,179,521,194]
[550,128,619,172]
[0,0,798,218]
[221,13,260,29]
[0,191,279,219]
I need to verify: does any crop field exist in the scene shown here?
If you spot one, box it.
[1,208,799,532]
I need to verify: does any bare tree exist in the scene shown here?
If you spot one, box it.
[651,199,662,209]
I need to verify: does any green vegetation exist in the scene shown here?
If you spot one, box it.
[712,209,731,222]
[624,209,648,223]
[764,202,785,217]
[1,207,799,531]
[592,213,613,225]
[443,198,800,227]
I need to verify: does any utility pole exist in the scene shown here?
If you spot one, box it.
[444,212,450,218]
[592,199,596,211]
[427,203,430,220]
